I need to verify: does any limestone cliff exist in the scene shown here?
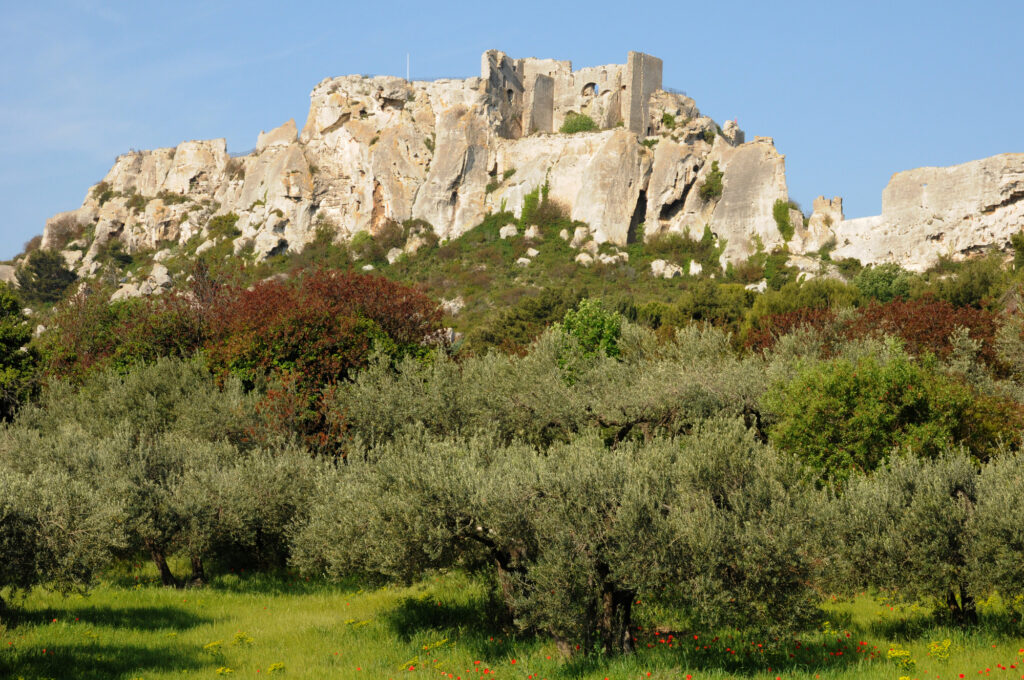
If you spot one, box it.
[39,50,787,278]
[827,154,1024,271]
[32,49,1024,288]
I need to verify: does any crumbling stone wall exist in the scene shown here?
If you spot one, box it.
[481,50,662,137]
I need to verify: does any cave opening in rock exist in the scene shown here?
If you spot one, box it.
[659,179,695,223]
[627,190,647,243]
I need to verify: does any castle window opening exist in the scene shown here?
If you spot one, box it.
[582,82,599,96]
[506,89,514,104]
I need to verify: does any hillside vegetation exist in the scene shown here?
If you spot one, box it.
[3,203,1024,677]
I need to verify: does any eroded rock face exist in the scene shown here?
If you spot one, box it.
[36,50,775,275]
[830,154,1024,271]
[40,50,1022,283]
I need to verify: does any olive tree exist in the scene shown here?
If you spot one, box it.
[827,451,981,623]
[292,420,821,655]
[0,465,123,616]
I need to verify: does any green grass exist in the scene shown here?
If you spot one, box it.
[3,565,1022,679]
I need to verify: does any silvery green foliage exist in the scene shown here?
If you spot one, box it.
[291,420,821,651]
[657,419,822,632]
[826,450,980,619]
[0,357,320,585]
[0,462,124,606]
[329,323,769,448]
[970,449,1024,608]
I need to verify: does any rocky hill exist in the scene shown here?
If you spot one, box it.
[12,49,1024,299]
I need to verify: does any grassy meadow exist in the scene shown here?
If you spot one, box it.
[3,564,1022,680]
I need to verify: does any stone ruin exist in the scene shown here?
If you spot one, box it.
[28,49,1024,299]
[481,50,663,136]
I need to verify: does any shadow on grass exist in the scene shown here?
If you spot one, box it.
[204,569,367,597]
[4,603,212,631]
[0,642,207,680]
[384,590,520,657]
[864,610,1024,641]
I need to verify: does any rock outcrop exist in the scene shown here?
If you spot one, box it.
[830,154,1024,271]
[33,49,1024,292]
[40,49,771,281]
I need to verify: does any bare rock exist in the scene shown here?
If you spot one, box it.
[524,225,541,240]
[689,260,703,276]
[831,153,1024,271]
[440,296,465,316]
[526,247,539,257]
[195,240,215,255]
[575,252,594,266]
[499,224,518,239]
[650,259,683,278]
[515,257,531,267]
[256,119,298,151]
[0,264,17,286]
[386,247,404,264]
[61,250,83,268]
[570,227,590,249]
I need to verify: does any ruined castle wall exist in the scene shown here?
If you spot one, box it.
[525,75,555,133]
[483,51,662,136]
[481,50,526,138]
[624,52,662,135]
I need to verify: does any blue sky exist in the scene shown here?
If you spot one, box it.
[2,0,1022,260]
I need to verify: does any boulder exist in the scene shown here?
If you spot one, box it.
[650,259,683,279]
[0,264,17,286]
[570,226,590,249]
[150,263,172,288]
[575,252,594,266]
[386,247,404,264]
[499,225,518,239]
[515,257,531,266]
[689,260,703,276]
[524,225,541,240]
[526,247,539,257]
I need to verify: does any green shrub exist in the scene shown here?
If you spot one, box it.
[92,181,115,206]
[698,161,723,202]
[207,213,241,240]
[661,112,676,128]
[1011,231,1024,270]
[765,343,1023,479]
[15,248,77,306]
[559,112,598,134]
[97,237,133,268]
[853,263,913,302]
[0,284,37,420]
[773,199,795,241]
[125,189,149,214]
[557,298,622,361]
[349,230,384,263]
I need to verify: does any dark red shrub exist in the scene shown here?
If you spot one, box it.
[746,297,1000,367]
[846,298,998,365]
[745,307,837,353]
[207,269,442,389]
[205,269,442,454]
